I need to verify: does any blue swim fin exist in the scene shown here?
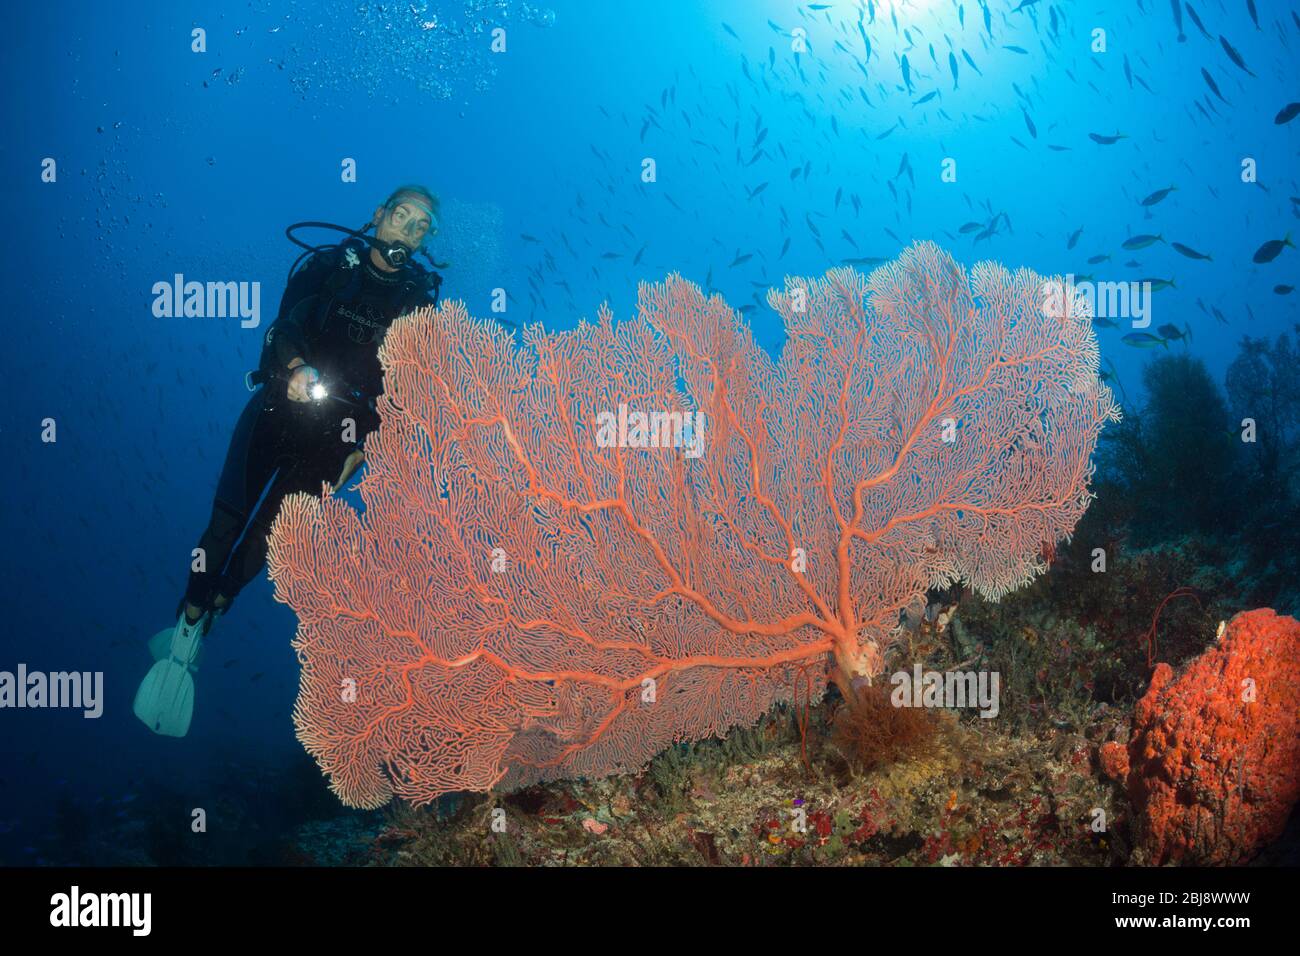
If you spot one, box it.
[134,613,206,737]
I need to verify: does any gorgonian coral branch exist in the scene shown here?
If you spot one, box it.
[267,241,1118,808]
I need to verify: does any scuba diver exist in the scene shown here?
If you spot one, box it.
[134,184,445,736]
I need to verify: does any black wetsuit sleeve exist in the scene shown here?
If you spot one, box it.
[354,280,438,455]
[271,252,335,368]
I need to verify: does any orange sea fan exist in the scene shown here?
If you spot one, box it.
[266,241,1119,808]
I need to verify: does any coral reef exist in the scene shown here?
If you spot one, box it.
[831,680,944,772]
[1105,609,1300,865]
[265,242,1117,808]
[323,696,1118,867]
[1100,335,1300,616]
[1225,333,1300,611]
[1101,354,1238,544]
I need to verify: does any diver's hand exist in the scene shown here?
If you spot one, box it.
[287,365,321,403]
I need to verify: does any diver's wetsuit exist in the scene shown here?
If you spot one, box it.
[183,238,439,614]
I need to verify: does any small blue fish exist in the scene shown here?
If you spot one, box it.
[1253,234,1294,264]
[1171,242,1211,261]
[1140,186,1177,207]
[1218,35,1256,78]
[1122,234,1164,250]
[1201,68,1229,105]
[1184,4,1212,40]
[1122,332,1167,349]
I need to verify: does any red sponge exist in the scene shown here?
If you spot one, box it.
[1117,609,1300,865]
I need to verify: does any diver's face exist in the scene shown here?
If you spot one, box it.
[375,198,434,250]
